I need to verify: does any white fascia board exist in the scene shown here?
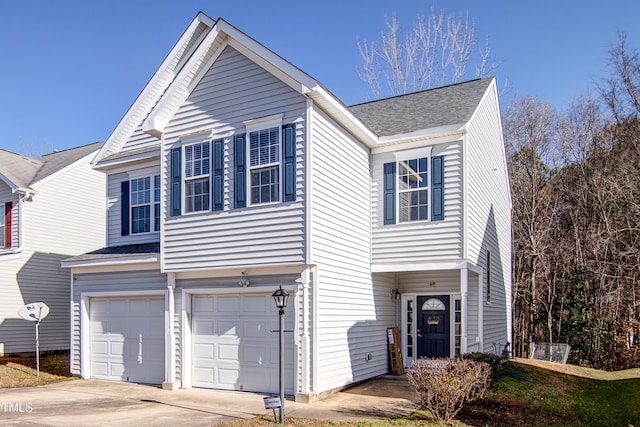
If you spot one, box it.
[93,14,214,167]
[371,127,467,155]
[142,26,224,136]
[371,261,467,273]
[0,173,19,192]
[92,149,161,171]
[305,86,378,147]
[217,19,317,93]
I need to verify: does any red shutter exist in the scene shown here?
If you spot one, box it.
[4,202,12,248]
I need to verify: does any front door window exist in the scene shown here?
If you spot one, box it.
[417,295,450,358]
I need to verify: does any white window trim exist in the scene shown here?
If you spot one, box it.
[394,146,432,223]
[183,141,212,213]
[244,114,283,206]
[129,175,160,235]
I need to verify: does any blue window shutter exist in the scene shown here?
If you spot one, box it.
[431,155,444,221]
[121,181,130,236]
[282,123,296,202]
[170,147,182,216]
[383,162,396,225]
[212,139,224,211]
[234,134,246,208]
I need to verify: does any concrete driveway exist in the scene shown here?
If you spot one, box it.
[0,376,418,426]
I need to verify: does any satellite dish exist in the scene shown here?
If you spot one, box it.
[18,302,50,322]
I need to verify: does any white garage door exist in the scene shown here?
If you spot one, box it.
[90,296,164,384]
[191,293,295,394]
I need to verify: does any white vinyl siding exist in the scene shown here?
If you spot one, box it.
[0,152,105,354]
[310,107,394,393]
[372,142,464,266]
[465,81,512,349]
[162,46,306,271]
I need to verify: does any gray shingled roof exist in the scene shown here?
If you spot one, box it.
[63,243,160,263]
[0,142,103,190]
[349,78,493,137]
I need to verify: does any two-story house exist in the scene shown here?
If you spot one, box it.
[0,142,105,355]
[62,13,511,402]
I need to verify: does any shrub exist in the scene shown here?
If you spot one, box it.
[407,357,492,423]
[461,352,504,380]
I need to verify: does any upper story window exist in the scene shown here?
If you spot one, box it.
[398,157,429,222]
[184,142,211,212]
[129,175,160,234]
[0,202,12,248]
[249,127,280,205]
[0,203,5,247]
[168,117,296,217]
[383,148,444,225]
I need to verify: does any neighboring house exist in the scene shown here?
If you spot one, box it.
[62,13,511,402]
[0,142,105,355]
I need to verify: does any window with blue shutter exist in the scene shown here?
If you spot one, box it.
[282,123,296,202]
[383,162,396,224]
[121,181,130,235]
[384,153,445,224]
[212,139,224,211]
[431,155,444,221]
[170,147,182,216]
[234,133,246,208]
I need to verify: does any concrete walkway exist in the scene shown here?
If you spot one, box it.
[0,376,419,426]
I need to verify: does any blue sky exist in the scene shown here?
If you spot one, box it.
[1,0,638,155]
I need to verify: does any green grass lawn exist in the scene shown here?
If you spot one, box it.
[0,352,74,388]
[457,359,640,426]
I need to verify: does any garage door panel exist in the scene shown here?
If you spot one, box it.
[218,344,239,361]
[217,320,238,335]
[243,320,268,337]
[217,295,241,311]
[90,296,164,385]
[191,293,294,394]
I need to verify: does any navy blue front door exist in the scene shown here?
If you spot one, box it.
[417,295,450,358]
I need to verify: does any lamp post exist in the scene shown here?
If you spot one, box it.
[272,286,289,424]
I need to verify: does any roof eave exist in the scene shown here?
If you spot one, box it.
[305,86,378,147]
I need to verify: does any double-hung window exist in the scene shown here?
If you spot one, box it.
[383,148,444,225]
[128,175,161,234]
[249,127,280,204]
[131,177,152,234]
[184,142,211,212]
[398,157,429,222]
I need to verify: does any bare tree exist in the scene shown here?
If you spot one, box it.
[357,8,497,99]
[599,31,640,122]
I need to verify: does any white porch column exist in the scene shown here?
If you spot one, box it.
[300,268,310,395]
[163,273,178,390]
[460,267,468,353]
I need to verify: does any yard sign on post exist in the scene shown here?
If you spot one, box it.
[17,302,50,376]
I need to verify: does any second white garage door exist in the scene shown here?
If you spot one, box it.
[90,296,164,384]
[191,293,294,394]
